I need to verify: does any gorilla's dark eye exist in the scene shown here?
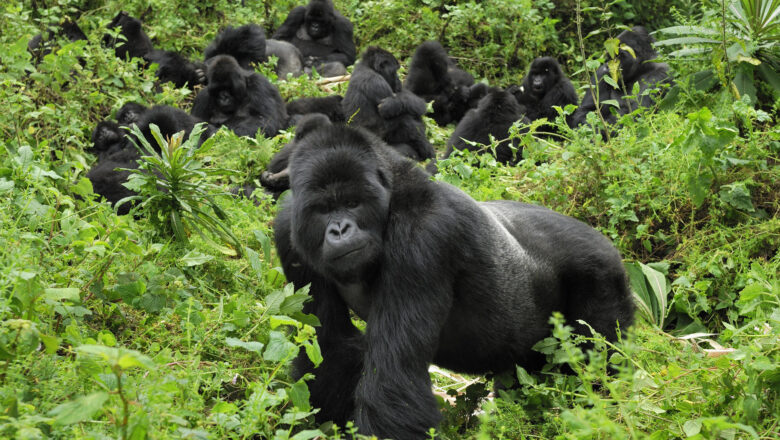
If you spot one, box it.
[311,203,330,214]
[345,200,360,209]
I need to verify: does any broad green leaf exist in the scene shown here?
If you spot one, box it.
[49,392,109,426]
[653,36,720,46]
[304,340,323,367]
[180,250,214,266]
[270,315,300,329]
[225,337,265,354]
[291,430,324,440]
[719,183,755,212]
[289,380,311,412]
[116,351,155,370]
[640,262,668,326]
[734,63,758,104]
[657,25,720,36]
[43,288,80,302]
[76,345,154,370]
[683,419,702,437]
[531,337,558,355]
[263,331,298,362]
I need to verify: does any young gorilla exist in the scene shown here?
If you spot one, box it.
[343,47,435,162]
[445,88,529,165]
[509,57,578,128]
[570,26,673,127]
[274,124,635,440]
[191,55,288,137]
[103,12,205,89]
[144,50,206,89]
[272,0,356,77]
[404,40,485,126]
[102,11,154,60]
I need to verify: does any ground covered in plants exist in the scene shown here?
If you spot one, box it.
[0,0,778,439]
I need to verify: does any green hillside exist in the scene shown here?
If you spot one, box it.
[0,0,777,439]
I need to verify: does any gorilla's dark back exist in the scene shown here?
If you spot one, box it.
[446,89,528,164]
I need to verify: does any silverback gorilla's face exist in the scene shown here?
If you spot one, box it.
[289,128,391,282]
[305,3,334,40]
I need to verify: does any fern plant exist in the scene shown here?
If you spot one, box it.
[656,0,780,105]
[118,124,242,256]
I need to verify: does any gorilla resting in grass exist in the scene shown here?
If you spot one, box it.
[88,104,212,214]
[509,56,578,132]
[272,0,356,77]
[571,26,673,127]
[445,88,529,165]
[274,124,635,439]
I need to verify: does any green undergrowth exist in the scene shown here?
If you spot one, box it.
[1,0,778,439]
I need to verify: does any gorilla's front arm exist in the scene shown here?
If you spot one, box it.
[354,232,455,439]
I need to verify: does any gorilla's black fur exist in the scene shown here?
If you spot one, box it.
[191,55,288,137]
[272,0,356,76]
[102,11,153,60]
[204,24,267,69]
[274,124,635,439]
[445,89,529,165]
[404,40,484,126]
[103,12,205,89]
[116,102,147,126]
[286,95,345,124]
[571,26,673,126]
[260,113,331,195]
[342,47,433,162]
[510,57,578,126]
[144,49,206,89]
[88,105,211,215]
[376,90,435,161]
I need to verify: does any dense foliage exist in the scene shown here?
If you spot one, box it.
[0,0,777,439]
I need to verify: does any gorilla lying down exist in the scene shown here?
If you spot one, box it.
[274,124,635,439]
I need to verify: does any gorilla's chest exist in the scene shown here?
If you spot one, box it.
[295,27,333,45]
[337,282,370,320]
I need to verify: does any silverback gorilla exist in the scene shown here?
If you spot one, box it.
[272,0,356,77]
[274,124,635,439]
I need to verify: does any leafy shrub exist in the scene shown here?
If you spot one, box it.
[121,123,242,256]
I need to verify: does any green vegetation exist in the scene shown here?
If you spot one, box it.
[0,0,777,439]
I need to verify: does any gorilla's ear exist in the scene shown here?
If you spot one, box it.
[377,168,391,190]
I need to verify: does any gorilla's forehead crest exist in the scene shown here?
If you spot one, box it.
[290,125,383,189]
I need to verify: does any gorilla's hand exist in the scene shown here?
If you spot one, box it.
[194,62,208,85]
[377,95,404,119]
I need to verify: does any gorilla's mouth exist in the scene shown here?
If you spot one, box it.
[334,245,367,260]
[532,84,544,93]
